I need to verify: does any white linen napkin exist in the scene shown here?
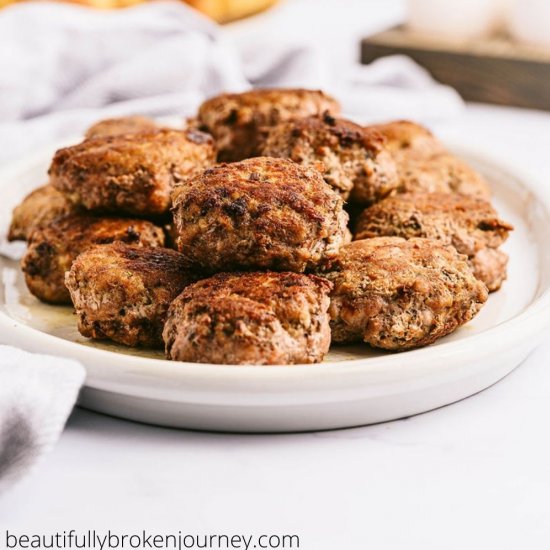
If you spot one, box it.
[0,0,464,492]
[0,0,463,163]
[0,346,85,494]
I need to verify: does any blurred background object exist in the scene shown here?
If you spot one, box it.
[0,0,141,7]
[0,0,279,19]
[361,0,550,110]
[185,0,278,22]
[508,0,550,48]
[407,0,503,39]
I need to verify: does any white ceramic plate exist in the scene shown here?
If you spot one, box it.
[1,140,550,432]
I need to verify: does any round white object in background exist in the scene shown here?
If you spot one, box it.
[508,0,550,48]
[407,0,502,39]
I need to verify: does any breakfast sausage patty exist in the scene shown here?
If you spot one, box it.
[319,237,488,350]
[198,88,340,162]
[22,215,165,304]
[84,116,159,139]
[261,114,398,202]
[171,157,349,273]
[8,184,78,241]
[163,271,333,365]
[368,120,491,199]
[355,192,513,291]
[369,120,445,160]
[66,243,197,348]
[49,128,216,216]
[396,153,492,199]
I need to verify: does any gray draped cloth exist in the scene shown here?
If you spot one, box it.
[0,347,85,494]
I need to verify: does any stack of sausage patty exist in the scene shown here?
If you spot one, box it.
[9,89,512,364]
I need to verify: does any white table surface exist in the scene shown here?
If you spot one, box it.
[2,104,550,549]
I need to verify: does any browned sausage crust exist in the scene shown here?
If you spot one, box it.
[396,153,492,199]
[368,120,491,199]
[49,128,216,216]
[370,120,445,160]
[319,237,488,350]
[354,192,513,291]
[171,157,349,273]
[22,215,165,304]
[84,116,159,139]
[8,184,79,241]
[261,114,398,202]
[66,243,197,348]
[198,88,340,161]
[163,271,333,365]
